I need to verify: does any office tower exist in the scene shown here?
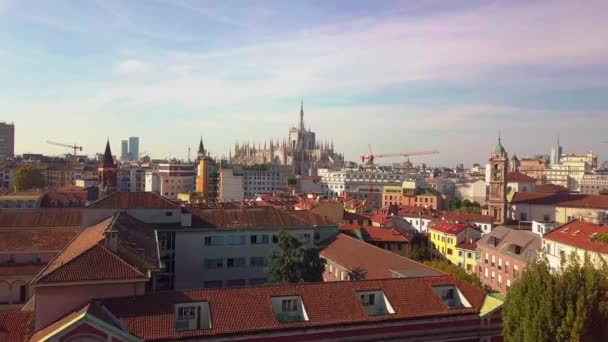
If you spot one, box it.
[128,137,139,161]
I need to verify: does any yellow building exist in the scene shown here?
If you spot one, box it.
[428,222,481,272]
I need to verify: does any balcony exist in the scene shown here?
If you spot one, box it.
[275,312,306,323]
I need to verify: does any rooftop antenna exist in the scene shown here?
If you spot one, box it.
[188,147,191,162]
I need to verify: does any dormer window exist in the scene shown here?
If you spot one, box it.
[175,302,211,331]
[433,285,472,309]
[357,290,395,316]
[271,296,309,323]
[508,244,522,255]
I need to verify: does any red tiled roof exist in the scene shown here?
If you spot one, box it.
[321,234,439,279]
[441,211,494,224]
[511,192,608,209]
[87,192,179,209]
[32,215,150,285]
[429,222,478,235]
[0,228,81,252]
[370,213,392,224]
[0,311,34,342]
[339,224,408,243]
[506,171,536,183]
[100,276,486,341]
[535,184,569,193]
[0,264,45,277]
[190,207,336,229]
[0,210,82,228]
[456,242,477,251]
[543,220,608,254]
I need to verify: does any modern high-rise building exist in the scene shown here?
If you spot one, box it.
[121,140,129,160]
[0,122,15,162]
[128,136,139,161]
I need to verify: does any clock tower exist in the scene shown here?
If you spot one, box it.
[488,135,508,224]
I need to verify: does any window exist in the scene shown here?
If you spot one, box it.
[458,251,463,257]
[272,235,278,244]
[447,248,453,256]
[281,299,298,312]
[204,236,225,246]
[31,254,41,263]
[165,211,173,217]
[226,279,246,287]
[250,257,268,267]
[360,293,376,306]
[203,280,223,288]
[177,306,196,321]
[226,235,246,245]
[227,257,245,268]
[251,234,269,245]
[498,258,502,271]
[204,258,223,269]
[520,212,527,221]
[491,255,495,267]
[543,214,551,221]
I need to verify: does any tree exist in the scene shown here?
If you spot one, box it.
[268,230,326,284]
[423,260,481,287]
[408,245,429,262]
[14,166,45,191]
[503,254,608,342]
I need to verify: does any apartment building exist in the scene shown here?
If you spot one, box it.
[239,163,294,199]
[510,191,608,224]
[580,174,608,194]
[218,167,244,201]
[428,222,482,272]
[145,163,196,199]
[382,181,444,210]
[476,226,541,293]
[338,224,410,257]
[542,220,608,270]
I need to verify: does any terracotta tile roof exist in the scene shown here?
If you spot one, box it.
[0,228,81,252]
[477,226,541,263]
[506,171,536,183]
[0,311,34,342]
[321,233,440,279]
[429,222,479,235]
[441,211,495,224]
[339,224,408,243]
[86,192,179,209]
[535,184,569,193]
[190,207,336,229]
[370,213,392,225]
[31,214,153,285]
[511,191,608,209]
[99,276,486,341]
[456,242,477,251]
[0,264,45,277]
[0,210,82,228]
[543,220,608,255]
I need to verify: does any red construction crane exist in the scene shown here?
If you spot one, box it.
[361,145,439,208]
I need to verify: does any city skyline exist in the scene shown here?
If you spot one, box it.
[2,0,608,165]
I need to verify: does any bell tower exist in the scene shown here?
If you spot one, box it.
[98,139,117,196]
[488,133,508,224]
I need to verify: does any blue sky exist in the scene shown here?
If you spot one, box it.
[1,0,607,166]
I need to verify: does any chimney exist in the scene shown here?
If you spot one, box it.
[104,228,119,253]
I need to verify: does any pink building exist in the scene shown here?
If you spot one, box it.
[28,212,160,330]
[476,226,541,293]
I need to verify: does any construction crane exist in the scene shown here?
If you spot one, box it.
[46,141,83,159]
[361,145,439,208]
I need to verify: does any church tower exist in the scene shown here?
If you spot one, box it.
[98,139,117,196]
[488,134,509,224]
[196,137,207,162]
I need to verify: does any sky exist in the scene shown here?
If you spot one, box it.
[1,0,608,166]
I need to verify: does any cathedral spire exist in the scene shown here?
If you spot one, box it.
[299,100,304,131]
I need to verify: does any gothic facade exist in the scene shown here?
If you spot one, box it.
[230,102,344,175]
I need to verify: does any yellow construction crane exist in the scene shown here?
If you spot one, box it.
[46,140,83,159]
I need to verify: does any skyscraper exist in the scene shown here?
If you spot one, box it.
[0,122,15,162]
[121,140,129,160]
[128,137,139,161]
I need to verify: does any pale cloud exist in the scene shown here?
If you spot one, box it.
[116,59,151,75]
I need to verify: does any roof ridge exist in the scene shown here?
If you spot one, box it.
[85,191,120,208]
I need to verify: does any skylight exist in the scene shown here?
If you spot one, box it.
[432,285,472,309]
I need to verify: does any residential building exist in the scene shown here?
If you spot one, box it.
[117,166,147,192]
[240,162,294,199]
[0,122,15,162]
[455,242,478,274]
[510,191,608,224]
[128,136,140,161]
[519,157,548,182]
[487,136,508,224]
[454,179,487,206]
[477,226,541,293]
[542,220,608,270]
[146,163,196,199]
[0,165,15,189]
[382,180,444,210]
[441,211,495,235]
[11,276,503,342]
[0,210,83,309]
[29,212,160,330]
[339,224,410,256]
[218,167,244,201]
[580,174,608,194]
[428,222,482,269]
[426,177,456,197]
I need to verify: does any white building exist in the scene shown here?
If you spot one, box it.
[580,174,608,194]
[145,163,196,199]
[545,152,597,191]
[454,179,487,205]
[542,220,608,270]
[218,168,244,202]
[239,163,294,199]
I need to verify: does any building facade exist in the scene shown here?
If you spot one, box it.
[145,163,196,199]
[519,157,547,182]
[241,163,294,199]
[0,122,15,163]
[230,102,344,176]
[218,167,244,202]
[428,222,482,270]
[542,220,608,270]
